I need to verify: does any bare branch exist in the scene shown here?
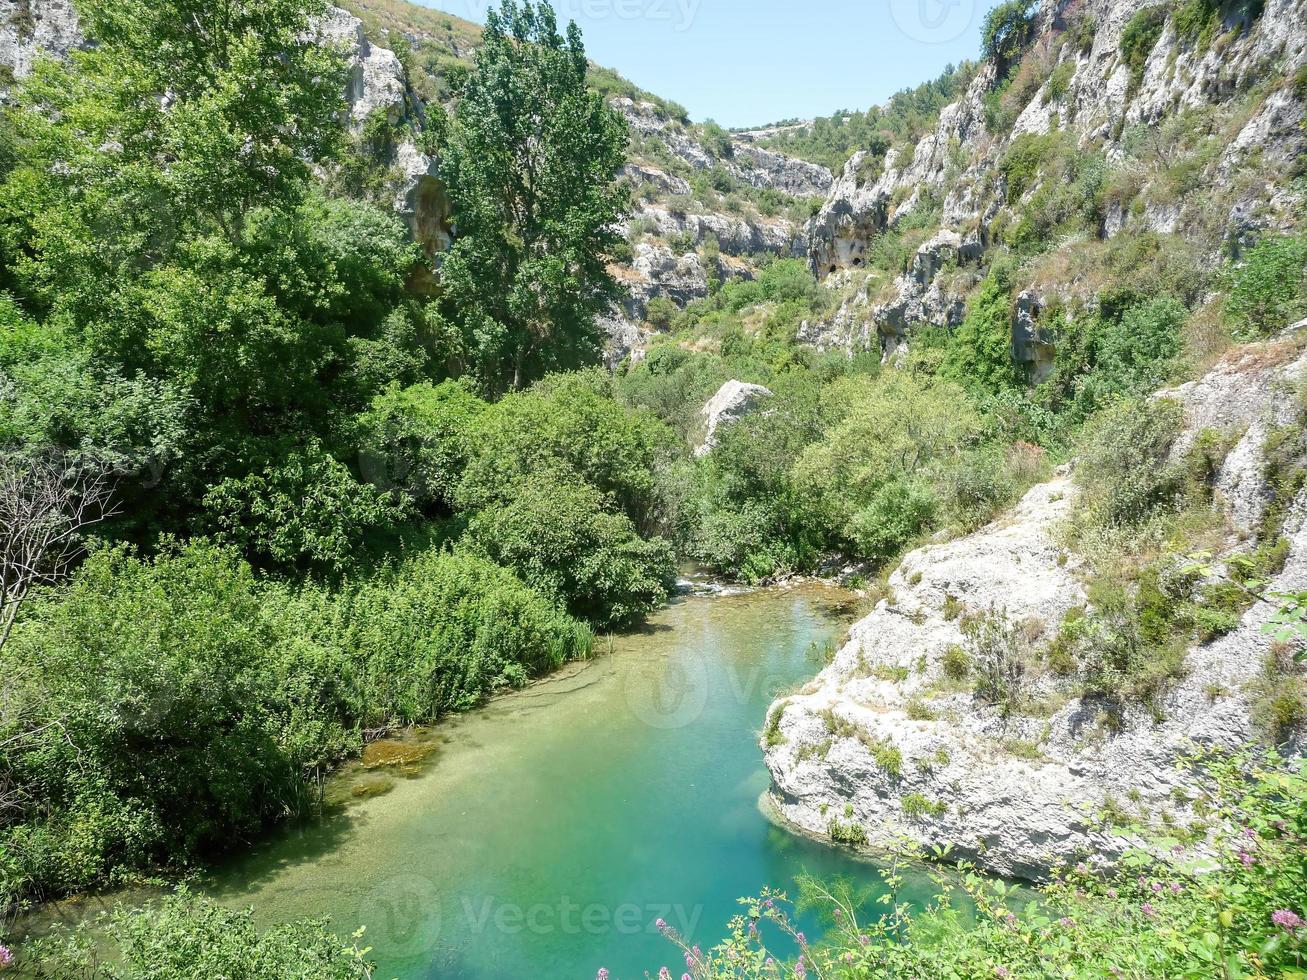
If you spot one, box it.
[0,450,120,653]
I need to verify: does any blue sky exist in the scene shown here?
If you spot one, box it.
[413,0,989,128]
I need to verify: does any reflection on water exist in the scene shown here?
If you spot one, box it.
[32,584,947,979]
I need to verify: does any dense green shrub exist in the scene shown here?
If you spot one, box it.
[942,274,1023,392]
[300,548,593,718]
[1045,59,1075,102]
[202,440,410,574]
[1225,235,1307,338]
[465,475,676,627]
[644,296,679,331]
[795,372,982,561]
[354,379,489,511]
[0,541,590,910]
[617,345,733,441]
[1073,398,1185,530]
[1038,296,1186,422]
[457,370,673,530]
[1120,7,1167,93]
[1,542,329,903]
[845,478,939,562]
[26,888,373,979]
[981,0,1038,76]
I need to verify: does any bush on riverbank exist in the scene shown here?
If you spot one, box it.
[24,888,374,979]
[0,541,590,914]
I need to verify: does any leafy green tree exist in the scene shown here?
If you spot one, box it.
[981,0,1037,76]
[201,439,411,575]
[795,372,982,559]
[0,0,427,553]
[942,273,1023,393]
[457,370,674,531]
[354,379,489,511]
[1225,235,1307,338]
[439,0,630,392]
[466,474,676,627]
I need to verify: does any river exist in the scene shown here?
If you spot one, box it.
[32,583,947,978]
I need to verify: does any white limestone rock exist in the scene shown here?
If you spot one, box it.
[764,337,1307,879]
[694,381,773,457]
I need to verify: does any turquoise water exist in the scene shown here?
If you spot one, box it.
[190,584,938,979]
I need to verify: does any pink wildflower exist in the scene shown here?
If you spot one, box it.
[795,956,807,978]
[658,969,671,980]
[0,947,10,969]
[1238,851,1256,867]
[1272,909,1306,930]
[656,918,668,931]
[1058,917,1075,928]
[1107,888,1118,899]
[1141,903,1156,918]
[1170,883,1183,894]
[796,931,807,946]
[596,970,608,980]
[995,968,1010,979]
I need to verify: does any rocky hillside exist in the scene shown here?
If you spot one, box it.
[799,0,1306,371]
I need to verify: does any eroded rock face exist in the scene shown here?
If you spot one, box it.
[1161,335,1307,533]
[694,381,773,457]
[0,0,84,88]
[802,0,1307,356]
[764,337,1307,879]
[316,7,411,129]
[613,98,834,200]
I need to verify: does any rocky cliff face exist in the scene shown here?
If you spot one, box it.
[604,98,833,363]
[0,0,83,86]
[801,0,1307,364]
[764,332,1307,878]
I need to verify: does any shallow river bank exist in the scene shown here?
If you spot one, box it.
[29,583,948,979]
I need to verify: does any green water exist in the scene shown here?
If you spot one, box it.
[190,585,934,978]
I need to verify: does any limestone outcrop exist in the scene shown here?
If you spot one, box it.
[694,381,773,457]
[803,0,1307,361]
[0,0,84,88]
[764,337,1307,878]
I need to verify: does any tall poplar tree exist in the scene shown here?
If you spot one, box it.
[440,0,630,394]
